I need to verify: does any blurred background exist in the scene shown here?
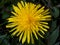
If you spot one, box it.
[0,0,60,45]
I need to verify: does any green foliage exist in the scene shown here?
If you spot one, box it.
[55,42,59,45]
[49,27,59,45]
[52,7,59,18]
[0,34,10,45]
[0,0,59,45]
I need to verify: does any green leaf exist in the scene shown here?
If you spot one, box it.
[1,39,10,45]
[49,27,59,45]
[2,12,10,19]
[52,7,59,18]
[54,42,59,45]
[0,34,10,45]
[51,20,57,32]
[0,34,7,38]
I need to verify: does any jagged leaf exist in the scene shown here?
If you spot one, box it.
[49,27,59,45]
[52,7,59,18]
[51,20,57,32]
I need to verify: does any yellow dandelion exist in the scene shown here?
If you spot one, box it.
[6,1,51,44]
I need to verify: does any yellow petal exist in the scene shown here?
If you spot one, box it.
[11,11,17,16]
[40,18,51,21]
[36,31,44,38]
[35,4,41,10]
[39,30,45,34]
[34,6,44,16]
[17,2,23,10]
[40,22,48,25]
[42,15,51,18]
[27,30,30,44]
[42,25,49,29]
[6,23,17,28]
[11,29,19,36]
[32,22,39,31]
[13,5,21,14]
[30,3,36,12]
[7,17,16,22]
[22,31,26,44]
[31,33,34,44]
[25,2,28,10]
[43,12,50,15]
[9,27,16,32]
[39,26,47,31]
[42,9,49,15]
[21,1,24,7]
[32,4,41,15]
[17,30,23,36]
[32,30,38,39]
[19,32,24,42]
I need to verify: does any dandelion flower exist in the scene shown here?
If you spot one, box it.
[6,1,51,44]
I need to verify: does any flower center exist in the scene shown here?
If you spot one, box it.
[27,15,35,24]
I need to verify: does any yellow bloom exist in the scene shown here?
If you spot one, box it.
[6,1,51,44]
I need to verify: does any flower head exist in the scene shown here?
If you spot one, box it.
[6,1,51,44]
